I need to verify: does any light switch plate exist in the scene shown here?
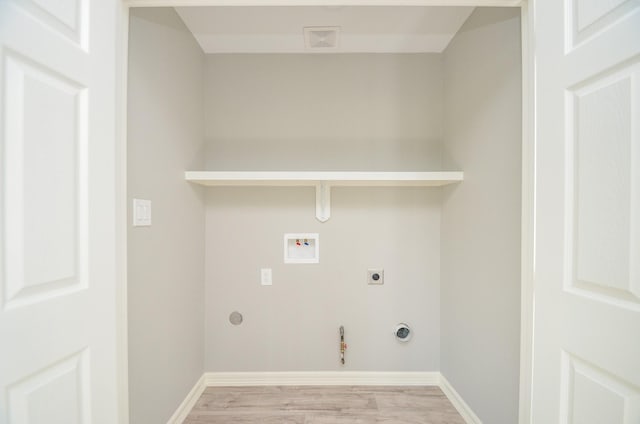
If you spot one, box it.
[133,198,151,227]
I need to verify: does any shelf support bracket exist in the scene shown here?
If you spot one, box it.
[315,182,331,222]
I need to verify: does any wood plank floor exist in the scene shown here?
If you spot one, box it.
[184,386,466,424]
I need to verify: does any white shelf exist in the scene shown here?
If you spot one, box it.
[185,171,463,222]
[185,171,463,187]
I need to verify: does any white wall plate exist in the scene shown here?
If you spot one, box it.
[284,233,319,264]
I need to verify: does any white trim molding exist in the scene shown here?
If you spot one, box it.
[125,1,522,7]
[204,371,440,386]
[518,1,535,423]
[167,371,482,424]
[170,372,484,423]
[439,374,483,424]
[166,374,207,424]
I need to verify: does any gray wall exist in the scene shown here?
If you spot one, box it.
[204,54,444,371]
[127,8,205,423]
[125,9,522,418]
[205,54,443,171]
[441,8,522,424]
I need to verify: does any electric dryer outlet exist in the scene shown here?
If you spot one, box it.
[367,269,384,285]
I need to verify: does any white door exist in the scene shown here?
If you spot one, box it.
[0,1,120,423]
[532,0,640,423]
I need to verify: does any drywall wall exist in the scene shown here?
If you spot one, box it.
[441,8,522,424]
[205,54,443,171]
[205,187,441,371]
[203,54,444,371]
[127,8,205,423]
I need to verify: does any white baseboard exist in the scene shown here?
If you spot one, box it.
[204,371,439,386]
[439,374,483,424]
[169,371,482,424]
[166,374,206,424]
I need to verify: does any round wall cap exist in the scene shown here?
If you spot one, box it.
[394,323,412,342]
[229,311,243,326]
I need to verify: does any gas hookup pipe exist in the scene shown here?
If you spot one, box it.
[339,326,347,365]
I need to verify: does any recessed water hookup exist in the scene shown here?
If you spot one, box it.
[284,233,319,264]
[394,323,412,342]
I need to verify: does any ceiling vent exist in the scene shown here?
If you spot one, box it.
[304,26,340,50]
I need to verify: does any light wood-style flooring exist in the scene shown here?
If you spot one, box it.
[184,386,466,424]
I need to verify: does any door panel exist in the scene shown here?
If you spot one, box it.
[3,49,88,310]
[567,0,639,49]
[9,0,88,50]
[7,350,90,424]
[0,1,119,423]
[533,0,640,422]
[560,352,640,424]
[568,61,640,307]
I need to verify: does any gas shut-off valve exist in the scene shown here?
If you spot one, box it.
[339,326,348,365]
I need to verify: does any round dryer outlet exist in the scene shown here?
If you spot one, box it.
[394,323,412,342]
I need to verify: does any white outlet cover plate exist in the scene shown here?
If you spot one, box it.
[261,268,272,285]
[133,198,151,227]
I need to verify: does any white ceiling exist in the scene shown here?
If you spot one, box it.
[175,6,475,54]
